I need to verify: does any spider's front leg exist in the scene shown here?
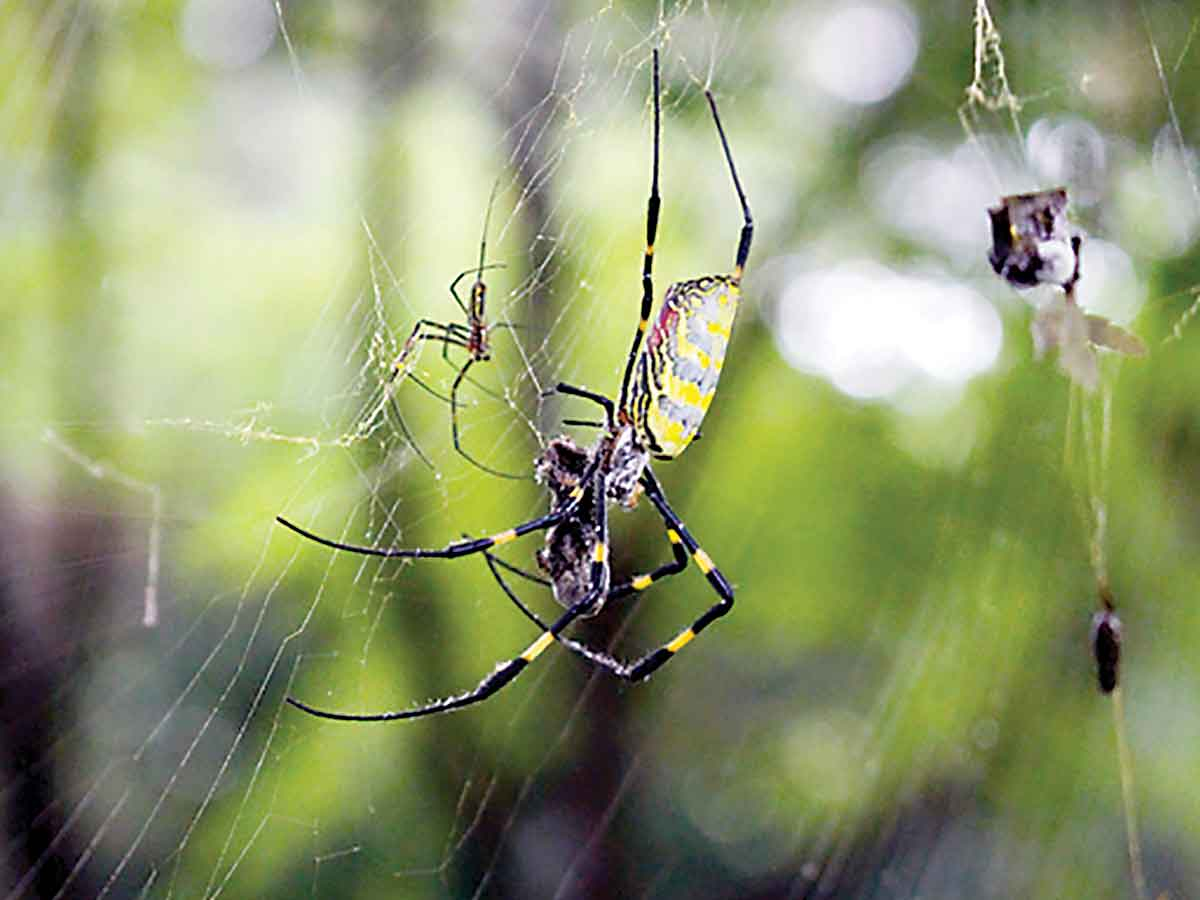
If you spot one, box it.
[275,443,605,561]
[390,319,469,383]
[278,503,562,561]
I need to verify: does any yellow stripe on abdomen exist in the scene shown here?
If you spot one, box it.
[629,275,741,459]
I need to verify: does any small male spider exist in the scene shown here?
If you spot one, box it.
[388,180,524,479]
[277,48,753,721]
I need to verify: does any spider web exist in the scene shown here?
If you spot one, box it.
[3,1,1200,899]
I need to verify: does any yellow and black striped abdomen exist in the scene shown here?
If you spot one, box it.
[629,275,740,459]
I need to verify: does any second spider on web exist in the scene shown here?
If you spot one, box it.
[386,179,526,479]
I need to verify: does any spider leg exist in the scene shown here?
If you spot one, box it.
[448,359,528,480]
[435,354,505,403]
[286,599,582,721]
[553,382,616,429]
[619,467,733,680]
[439,323,472,362]
[617,48,662,415]
[606,517,689,601]
[381,324,468,465]
[480,540,693,645]
[403,371,452,404]
[703,88,754,280]
[534,465,732,683]
[482,550,552,630]
[276,452,600,559]
[385,394,436,471]
[393,320,470,362]
[391,322,470,384]
[479,550,611,672]
[483,549,551,588]
[479,468,722,681]
[480,515,693,676]
[278,506,561,560]
[286,467,609,721]
[448,177,505,317]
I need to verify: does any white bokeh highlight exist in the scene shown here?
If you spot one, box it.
[1075,239,1144,325]
[863,138,998,265]
[1150,125,1200,254]
[1026,117,1108,206]
[806,2,919,105]
[181,0,277,70]
[773,261,1003,401]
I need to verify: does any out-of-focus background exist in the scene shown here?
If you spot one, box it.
[3,1,1199,897]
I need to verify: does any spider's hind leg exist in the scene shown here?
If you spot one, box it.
[545,466,733,683]
[448,358,529,480]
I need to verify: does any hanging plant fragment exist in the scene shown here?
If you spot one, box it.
[989,188,1080,291]
[988,188,1145,390]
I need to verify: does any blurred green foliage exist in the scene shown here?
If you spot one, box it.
[2,1,1200,898]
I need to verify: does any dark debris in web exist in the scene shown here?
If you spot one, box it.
[988,188,1146,390]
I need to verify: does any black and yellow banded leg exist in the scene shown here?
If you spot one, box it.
[285,470,611,722]
[275,454,601,561]
[607,521,689,601]
[618,48,662,413]
[474,462,689,607]
[514,467,734,684]
[623,472,733,681]
[550,518,694,676]
[287,590,603,722]
[277,507,566,561]
[641,468,732,598]
[481,526,685,631]
[581,467,732,683]
[479,549,632,676]
[286,604,581,722]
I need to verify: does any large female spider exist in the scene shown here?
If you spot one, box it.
[277,48,753,720]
